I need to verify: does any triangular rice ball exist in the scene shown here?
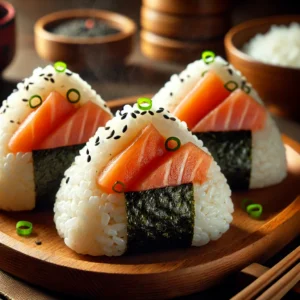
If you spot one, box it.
[152,52,287,189]
[0,63,112,211]
[54,102,233,256]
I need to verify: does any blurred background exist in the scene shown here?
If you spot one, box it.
[1,0,300,101]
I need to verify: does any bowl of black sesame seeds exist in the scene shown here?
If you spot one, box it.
[34,9,136,70]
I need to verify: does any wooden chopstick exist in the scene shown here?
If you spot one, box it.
[257,263,299,300]
[231,246,300,300]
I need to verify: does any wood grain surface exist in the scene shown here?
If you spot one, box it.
[0,97,299,299]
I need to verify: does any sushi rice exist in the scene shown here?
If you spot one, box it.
[54,104,233,256]
[0,65,111,211]
[152,56,287,188]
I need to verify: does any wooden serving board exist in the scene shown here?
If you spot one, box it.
[0,97,300,299]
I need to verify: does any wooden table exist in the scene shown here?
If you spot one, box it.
[0,1,300,299]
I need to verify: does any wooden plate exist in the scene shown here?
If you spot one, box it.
[0,96,300,299]
[140,6,230,40]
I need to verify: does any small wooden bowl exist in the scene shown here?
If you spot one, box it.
[141,30,224,64]
[225,15,300,121]
[143,0,232,16]
[0,0,15,74]
[141,6,230,40]
[34,9,136,70]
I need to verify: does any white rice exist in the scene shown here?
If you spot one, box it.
[152,55,287,189]
[0,65,111,211]
[54,104,233,256]
[243,23,300,68]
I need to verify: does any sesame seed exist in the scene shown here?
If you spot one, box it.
[25,85,29,91]
[148,111,154,115]
[170,117,176,121]
[44,77,49,81]
[86,149,89,155]
[87,155,91,163]
[180,78,184,82]
[47,73,53,77]
[35,240,42,246]
[22,99,28,102]
[107,130,115,139]
[156,108,164,113]
[39,73,44,77]
[66,177,70,184]
[134,110,140,114]
[121,113,127,120]
[29,82,34,85]
[104,104,107,108]
[163,115,169,119]
[114,135,121,140]
[10,120,14,123]
[95,136,100,143]
[228,68,233,75]
[170,92,173,96]
[66,72,73,76]
[50,78,55,83]
[141,111,147,115]
[105,126,110,130]
[122,125,127,133]
[131,113,137,119]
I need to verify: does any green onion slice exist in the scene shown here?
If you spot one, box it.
[201,70,208,77]
[54,61,67,73]
[29,95,43,109]
[165,137,181,152]
[224,81,238,92]
[246,204,263,219]
[242,84,251,94]
[202,50,216,64]
[112,181,126,193]
[66,88,81,103]
[137,97,152,111]
[16,221,33,236]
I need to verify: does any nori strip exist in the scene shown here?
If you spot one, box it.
[195,131,252,190]
[32,144,84,207]
[125,183,194,253]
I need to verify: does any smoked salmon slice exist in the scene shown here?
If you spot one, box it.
[173,71,230,129]
[132,142,212,191]
[39,101,111,149]
[8,91,76,153]
[98,124,166,194]
[192,89,266,132]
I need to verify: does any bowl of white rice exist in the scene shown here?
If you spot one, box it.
[225,15,300,121]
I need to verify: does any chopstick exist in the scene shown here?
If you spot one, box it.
[231,246,300,300]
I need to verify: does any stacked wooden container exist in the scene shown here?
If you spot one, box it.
[140,0,232,63]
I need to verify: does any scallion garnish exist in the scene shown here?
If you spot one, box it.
[202,50,216,64]
[224,81,238,92]
[112,181,125,193]
[16,221,33,236]
[137,97,152,111]
[29,95,42,109]
[246,204,263,219]
[242,84,251,94]
[201,70,208,77]
[165,137,181,152]
[54,61,67,73]
[67,88,81,103]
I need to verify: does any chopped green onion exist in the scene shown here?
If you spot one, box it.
[16,221,33,236]
[242,84,251,94]
[246,204,263,219]
[202,50,216,64]
[224,81,238,92]
[241,198,253,211]
[29,95,42,109]
[54,61,67,73]
[66,88,81,103]
[165,137,181,152]
[137,97,152,111]
[201,70,208,77]
[112,181,125,193]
